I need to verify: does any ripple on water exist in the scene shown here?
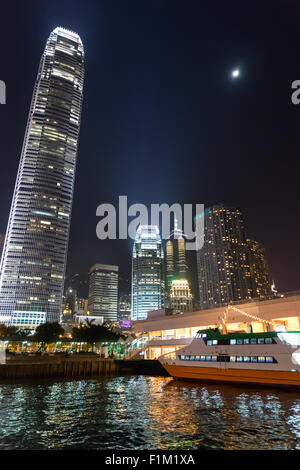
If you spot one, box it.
[0,376,299,450]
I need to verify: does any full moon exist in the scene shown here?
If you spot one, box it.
[231,69,240,78]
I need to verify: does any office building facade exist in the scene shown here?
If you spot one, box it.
[247,238,272,300]
[169,279,193,314]
[165,219,188,290]
[197,205,252,309]
[131,225,164,321]
[88,264,119,322]
[0,28,84,328]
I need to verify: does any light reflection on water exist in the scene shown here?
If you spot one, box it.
[0,375,299,450]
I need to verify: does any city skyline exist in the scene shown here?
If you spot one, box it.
[0,1,299,297]
[1,2,300,454]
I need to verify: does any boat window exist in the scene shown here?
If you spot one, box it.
[206,356,212,361]
[230,356,236,362]
[243,356,250,362]
[243,339,249,344]
[197,333,207,338]
[211,356,217,361]
[212,340,218,345]
[265,338,272,344]
[207,340,213,346]
[258,356,265,362]
[237,339,243,345]
[251,356,258,362]
[250,339,257,344]
[266,357,273,363]
[258,338,264,344]
[230,339,237,345]
[195,355,200,361]
[200,356,206,361]
[237,356,243,362]
[190,355,195,361]
[181,355,189,360]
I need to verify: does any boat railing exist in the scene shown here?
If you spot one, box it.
[158,350,177,360]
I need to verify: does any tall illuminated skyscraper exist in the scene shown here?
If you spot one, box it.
[246,238,272,300]
[165,218,188,291]
[88,264,119,323]
[197,205,252,309]
[0,27,84,328]
[169,279,193,314]
[131,225,164,321]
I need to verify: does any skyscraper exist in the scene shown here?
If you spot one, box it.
[131,225,164,321]
[0,28,84,328]
[165,218,188,291]
[88,264,119,322]
[197,204,252,309]
[169,279,193,314]
[247,238,272,300]
[118,293,131,323]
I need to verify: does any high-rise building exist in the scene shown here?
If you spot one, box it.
[247,238,272,300]
[197,204,252,309]
[0,28,84,328]
[169,279,193,314]
[165,218,188,290]
[165,218,194,308]
[62,287,77,318]
[88,264,119,322]
[118,293,131,322]
[131,225,164,321]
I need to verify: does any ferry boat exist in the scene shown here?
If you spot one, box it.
[158,328,300,388]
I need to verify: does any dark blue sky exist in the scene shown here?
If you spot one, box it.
[0,0,300,295]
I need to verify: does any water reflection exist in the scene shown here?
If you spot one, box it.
[0,376,299,449]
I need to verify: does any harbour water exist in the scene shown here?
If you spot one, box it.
[0,375,299,450]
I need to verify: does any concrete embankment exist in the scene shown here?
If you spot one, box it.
[0,355,119,380]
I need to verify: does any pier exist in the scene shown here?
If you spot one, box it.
[0,355,119,380]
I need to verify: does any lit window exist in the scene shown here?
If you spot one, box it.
[237,356,243,362]
[230,356,236,362]
[265,338,272,344]
[258,338,264,344]
[230,339,237,345]
[258,356,265,362]
[266,357,273,363]
[250,339,257,344]
[251,356,257,362]
[243,339,249,344]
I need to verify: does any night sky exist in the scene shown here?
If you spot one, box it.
[0,0,299,296]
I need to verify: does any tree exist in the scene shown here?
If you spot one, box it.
[72,323,122,351]
[0,324,18,339]
[33,322,65,346]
